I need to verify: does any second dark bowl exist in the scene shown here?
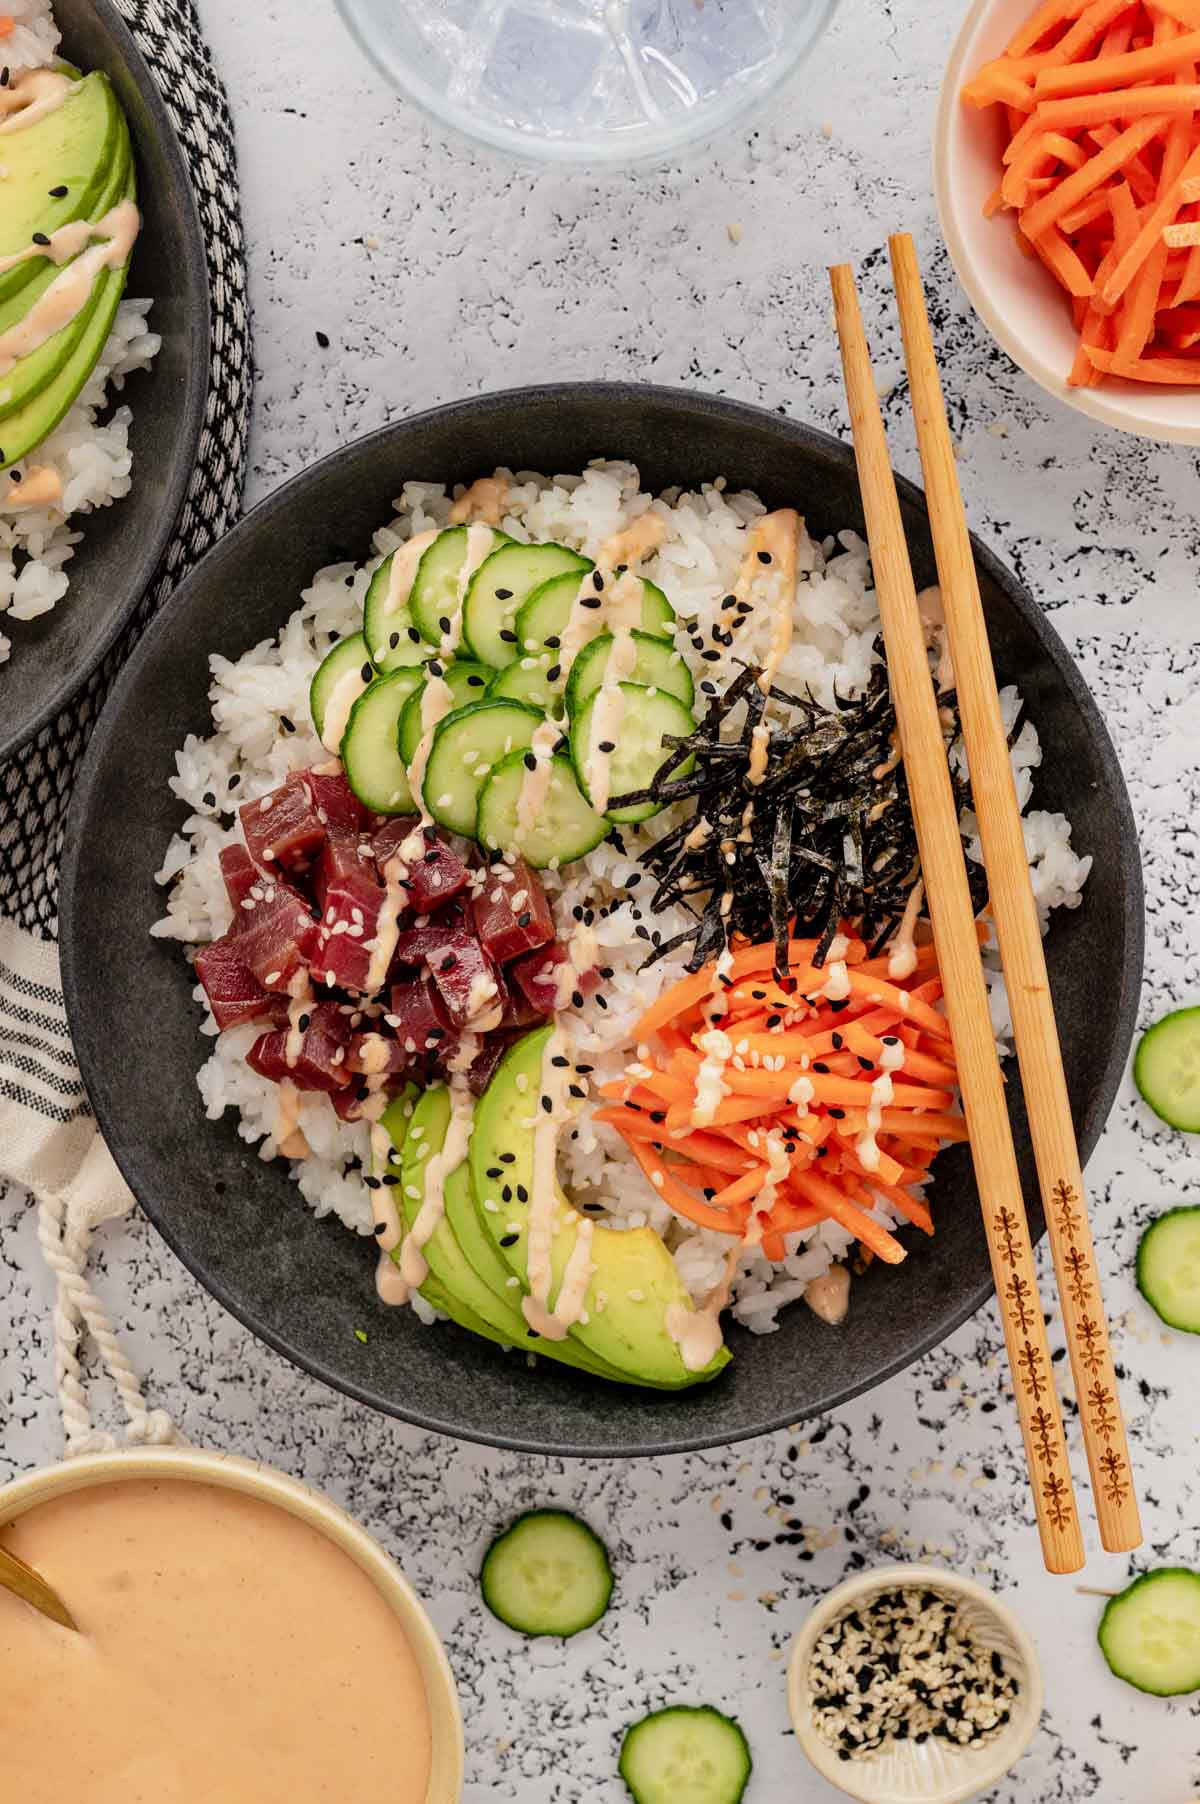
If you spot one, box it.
[60,384,1143,1456]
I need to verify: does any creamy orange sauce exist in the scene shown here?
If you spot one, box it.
[0,199,140,378]
[1,463,63,510]
[0,1477,434,1804]
[447,474,508,526]
[0,69,77,134]
[730,509,802,785]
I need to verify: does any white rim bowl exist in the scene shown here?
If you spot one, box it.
[787,1564,1043,1804]
[936,0,1200,443]
[0,1447,464,1803]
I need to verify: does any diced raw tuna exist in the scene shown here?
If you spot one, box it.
[390,907,474,970]
[246,1000,352,1092]
[510,941,599,1016]
[301,765,367,837]
[345,1031,409,1078]
[313,832,380,914]
[240,774,326,874]
[237,882,321,992]
[388,976,454,1055]
[194,934,285,1032]
[465,1029,528,1097]
[219,843,260,915]
[425,929,502,1030]
[471,856,554,964]
[373,820,469,913]
[498,973,545,1030]
[313,863,390,994]
[371,816,421,870]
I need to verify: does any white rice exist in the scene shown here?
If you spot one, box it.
[0,4,161,663]
[153,463,1093,1335]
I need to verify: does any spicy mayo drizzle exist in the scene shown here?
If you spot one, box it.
[0,199,140,379]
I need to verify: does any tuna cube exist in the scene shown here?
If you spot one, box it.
[388,976,454,1056]
[390,906,473,971]
[345,1031,408,1079]
[313,871,390,995]
[426,929,501,1030]
[471,857,553,964]
[510,941,598,1016]
[246,1000,352,1092]
[237,882,321,993]
[240,774,326,874]
[194,933,285,1032]
[373,820,469,912]
[301,765,367,837]
[371,816,421,871]
[466,1029,525,1097]
[312,833,380,915]
[219,843,260,915]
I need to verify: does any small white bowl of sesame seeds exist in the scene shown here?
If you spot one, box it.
[787,1565,1042,1803]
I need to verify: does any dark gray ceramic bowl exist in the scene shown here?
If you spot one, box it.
[1,0,210,764]
[60,385,1143,1457]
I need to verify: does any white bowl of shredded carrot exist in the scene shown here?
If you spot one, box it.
[936,0,1200,442]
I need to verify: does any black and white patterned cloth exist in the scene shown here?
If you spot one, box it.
[0,0,251,938]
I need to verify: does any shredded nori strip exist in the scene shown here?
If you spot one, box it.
[611,640,993,976]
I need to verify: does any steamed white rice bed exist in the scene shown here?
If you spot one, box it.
[153,463,1092,1333]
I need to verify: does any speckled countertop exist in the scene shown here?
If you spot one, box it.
[2,0,1199,1797]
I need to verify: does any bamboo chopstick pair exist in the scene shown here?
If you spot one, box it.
[829,236,1141,1574]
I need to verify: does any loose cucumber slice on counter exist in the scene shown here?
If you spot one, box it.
[363,553,436,673]
[1098,1569,1200,1695]
[408,524,510,647]
[1137,1207,1200,1333]
[341,667,424,814]
[480,1510,614,1638]
[570,681,696,824]
[1134,1007,1200,1131]
[462,542,590,668]
[486,654,565,717]
[397,661,491,763]
[517,570,675,657]
[310,631,372,752]
[619,1705,752,1804]
[565,628,695,718]
[420,698,543,836]
[477,748,607,869]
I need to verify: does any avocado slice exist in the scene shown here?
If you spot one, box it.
[0,71,121,306]
[0,177,136,472]
[0,115,131,422]
[390,1084,636,1383]
[470,1027,731,1389]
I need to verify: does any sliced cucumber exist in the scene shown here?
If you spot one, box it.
[421,699,543,836]
[481,1510,614,1638]
[1134,1007,1200,1132]
[619,1706,752,1804]
[486,655,565,718]
[341,667,424,814]
[363,553,436,674]
[462,542,590,669]
[565,628,694,718]
[310,632,373,752]
[1098,1569,1200,1695]
[477,748,607,870]
[398,661,491,763]
[409,524,509,648]
[1137,1207,1200,1333]
[570,682,696,824]
[517,570,675,657]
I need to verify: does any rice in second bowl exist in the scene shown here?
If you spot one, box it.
[153,462,1091,1344]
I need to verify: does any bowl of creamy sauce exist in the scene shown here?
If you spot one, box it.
[0,1446,463,1803]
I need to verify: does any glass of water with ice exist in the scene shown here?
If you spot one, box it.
[334,0,841,165]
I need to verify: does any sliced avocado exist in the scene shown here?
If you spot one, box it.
[470,1027,732,1389]
[0,71,121,306]
[392,1084,635,1384]
[0,177,136,472]
[0,116,132,422]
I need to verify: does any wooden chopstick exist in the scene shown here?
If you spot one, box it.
[888,232,1142,1555]
[829,261,1085,1575]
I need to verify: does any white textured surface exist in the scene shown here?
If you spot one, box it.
[4,1,1200,1797]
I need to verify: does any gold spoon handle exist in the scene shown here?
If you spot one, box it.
[0,1543,77,1630]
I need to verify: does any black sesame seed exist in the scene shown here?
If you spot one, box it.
[440,955,457,973]
[467,674,485,686]
[428,659,443,676]
[389,631,401,649]
[486,1165,503,1178]
[882,1033,900,1045]
[518,912,532,928]
[597,740,615,754]
[516,1184,528,1202]
[360,662,373,681]
[571,990,584,1008]
[407,626,421,642]
[757,549,772,564]
[315,329,330,348]
[500,1151,516,1163]
[701,649,721,662]
[438,616,451,635]
[279,715,295,734]
[580,596,602,610]
[500,1233,519,1247]
[494,588,513,600]
[546,665,561,682]
[813,1061,830,1074]
[32,231,50,246]
[523,752,537,772]
[544,635,561,648]
[832,1032,844,1050]
[829,998,850,1013]
[828,1107,846,1119]
[373,1221,387,1235]
[499,628,518,643]
[298,1013,311,1032]
[540,1094,553,1112]
[857,1055,874,1071]
[49,183,69,198]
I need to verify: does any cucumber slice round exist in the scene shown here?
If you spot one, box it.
[310,632,372,753]
[341,667,424,814]
[363,552,437,674]
[517,570,676,657]
[421,698,543,836]
[409,524,509,648]
[398,661,491,763]
[463,542,591,668]
[565,628,694,719]
[480,1510,614,1638]
[486,655,565,718]
[570,682,696,824]
[1134,1007,1200,1132]
[1098,1569,1200,1695]
[1137,1207,1200,1332]
[619,1705,752,1804]
[477,748,607,870]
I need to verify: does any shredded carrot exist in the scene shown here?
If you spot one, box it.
[969,2,1200,386]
